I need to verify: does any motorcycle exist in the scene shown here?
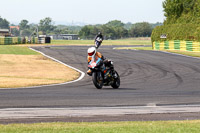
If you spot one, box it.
[95,37,102,49]
[88,57,120,89]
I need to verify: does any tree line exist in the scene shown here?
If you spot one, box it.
[0,17,81,37]
[79,20,162,39]
[0,16,162,39]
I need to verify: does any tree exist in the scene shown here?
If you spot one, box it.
[11,28,20,36]
[21,29,32,36]
[129,22,153,37]
[124,22,132,30]
[79,25,91,39]
[39,17,56,34]
[0,16,9,29]
[163,0,200,24]
[104,20,127,39]
[100,25,116,39]
[79,20,158,39]
[79,25,100,39]
[19,20,29,30]
[106,20,124,28]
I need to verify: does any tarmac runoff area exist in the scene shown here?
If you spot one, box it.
[0,105,200,120]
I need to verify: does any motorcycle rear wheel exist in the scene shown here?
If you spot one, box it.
[92,72,103,89]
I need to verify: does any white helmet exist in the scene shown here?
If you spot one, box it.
[88,47,96,57]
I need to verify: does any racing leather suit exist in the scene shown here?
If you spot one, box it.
[87,52,103,75]
[87,52,113,76]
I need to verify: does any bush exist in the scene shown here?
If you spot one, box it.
[151,24,200,42]
[152,0,200,43]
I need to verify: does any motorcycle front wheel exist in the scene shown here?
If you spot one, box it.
[111,71,120,89]
[92,71,103,89]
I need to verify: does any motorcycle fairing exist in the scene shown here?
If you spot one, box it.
[88,57,101,68]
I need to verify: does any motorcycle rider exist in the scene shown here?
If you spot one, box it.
[87,47,112,76]
[94,32,104,49]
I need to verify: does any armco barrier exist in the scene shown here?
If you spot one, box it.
[0,37,4,45]
[0,37,38,45]
[4,37,12,45]
[153,40,200,52]
[12,37,18,44]
[18,37,21,44]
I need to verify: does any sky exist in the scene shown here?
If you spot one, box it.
[0,0,165,25]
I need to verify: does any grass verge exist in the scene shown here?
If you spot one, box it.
[0,120,200,133]
[51,39,152,46]
[0,45,39,55]
[0,45,79,88]
[116,47,153,50]
[116,47,200,58]
[165,50,200,58]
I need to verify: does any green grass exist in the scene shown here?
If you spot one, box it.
[117,46,200,58]
[0,121,200,133]
[51,40,92,45]
[51,39,152,46]
[165,50,200,58]
[0,45,39,55]
[117,47,153,50]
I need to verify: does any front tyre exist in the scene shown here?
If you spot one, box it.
[92,72,103,89]
[111,71,120,89]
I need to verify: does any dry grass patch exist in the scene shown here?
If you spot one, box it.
[0,55,80,88]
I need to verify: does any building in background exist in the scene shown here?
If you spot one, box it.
[9,26,20,37]
[0,29,10,37]
[50,34,79,40]
[10,26,20,30]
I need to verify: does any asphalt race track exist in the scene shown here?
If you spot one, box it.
[0,45,200,123]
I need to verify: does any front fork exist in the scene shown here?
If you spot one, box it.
[97,71,104,81]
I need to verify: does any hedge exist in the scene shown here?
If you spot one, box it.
[151,24,200,42]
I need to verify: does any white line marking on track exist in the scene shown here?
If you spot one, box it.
[1,104,200,119]
[113,47,138,51]
[159,51,200,60]
[114,47,200,60]
[0,47,85,89]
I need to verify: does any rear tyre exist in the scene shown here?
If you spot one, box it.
[92,72,103,89]
[111,71,120,89]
